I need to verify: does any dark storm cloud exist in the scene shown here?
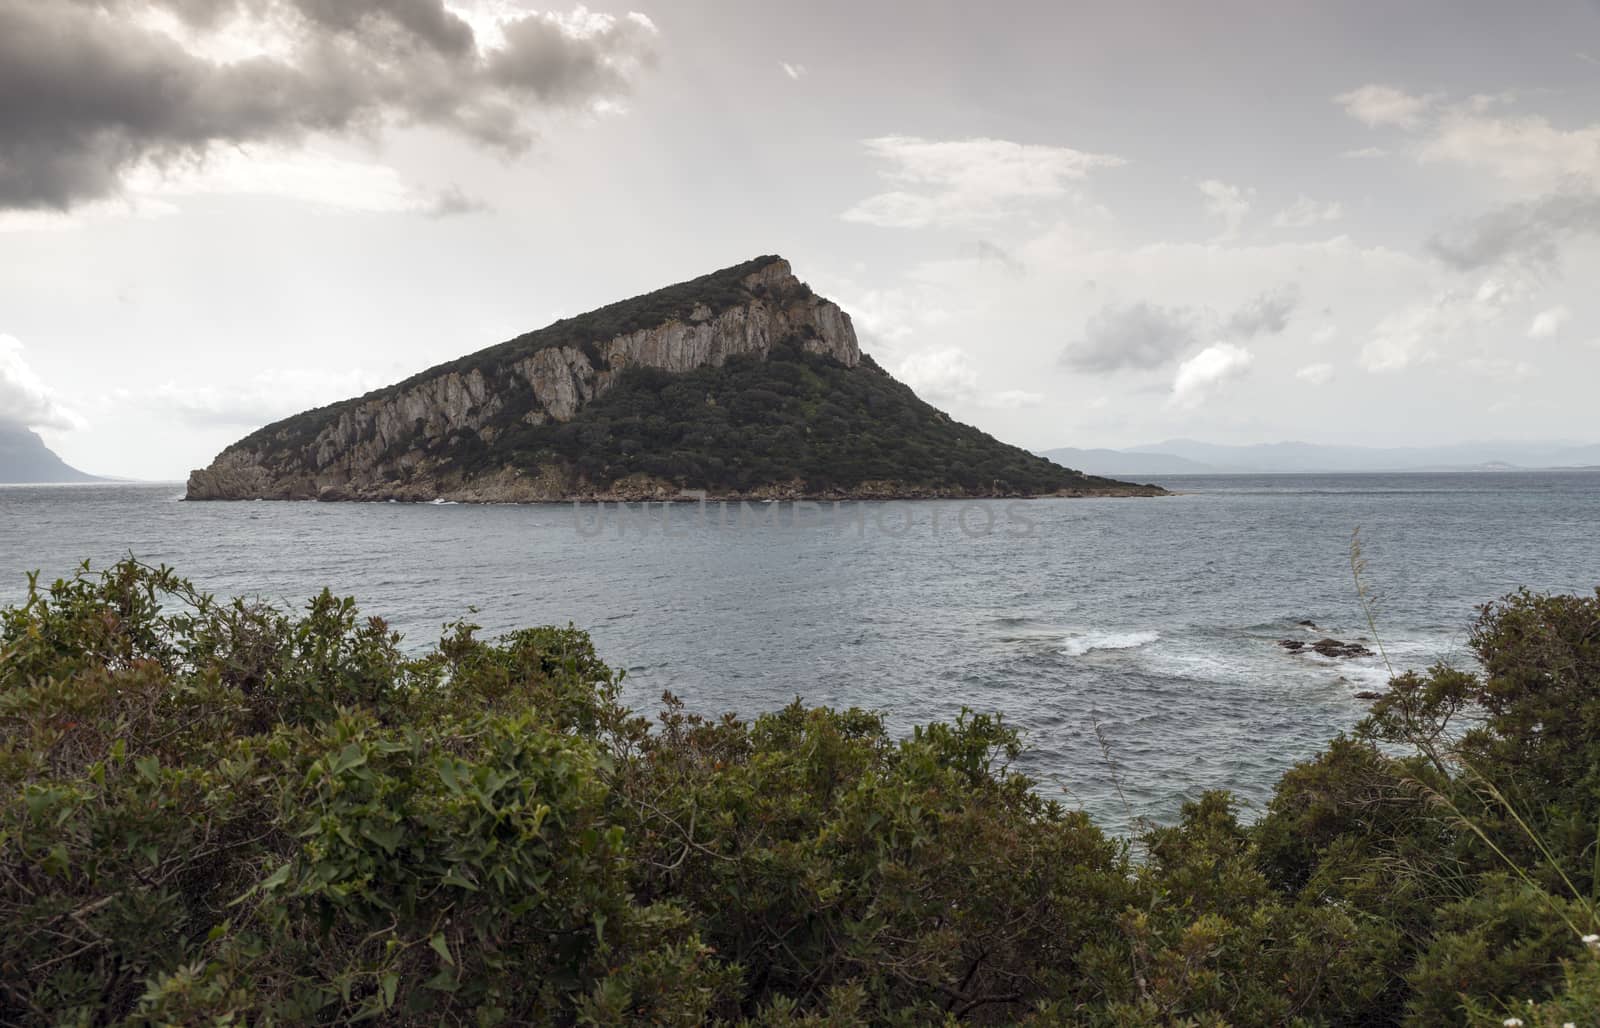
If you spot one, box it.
[488,12,657,103]
[1426,193,1600,270]
[1061,302,1196,373]
[1225,284,1300,337]
[287,0,477,55]
[0,0,658,210]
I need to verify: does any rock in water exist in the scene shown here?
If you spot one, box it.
[1280,637,1377,659]
[187,256,1164,502]
[1311,638,1376,659]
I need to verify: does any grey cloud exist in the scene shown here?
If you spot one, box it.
[973,240,1025,277]
[289,0,476,56]
[89,0,475,53]
[1426,193,1600,269]
[0,0,658,210]
[1061,302,1196,373]
[425,185,490,219]
[489,13,658,104]
[0,336,78,430]
[1226,284,1300,337]
[1062,287,1298,373]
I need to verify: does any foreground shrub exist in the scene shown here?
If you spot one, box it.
[1,562,1129,1025]
[5,563,1600,1025]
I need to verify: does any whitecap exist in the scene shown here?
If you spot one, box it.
[1060,630,1160,657]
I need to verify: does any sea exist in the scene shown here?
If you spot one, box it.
[4,471,1598,834]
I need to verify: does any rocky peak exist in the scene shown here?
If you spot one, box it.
[187,256,863,500]
[740,257,796,291]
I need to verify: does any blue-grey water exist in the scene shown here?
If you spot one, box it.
[4,472,1598,833]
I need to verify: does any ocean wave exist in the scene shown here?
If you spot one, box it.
[1060,630,1160,657]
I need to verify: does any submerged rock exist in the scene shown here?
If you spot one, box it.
[1280,636,1376,659]
[1311,637,1376,658]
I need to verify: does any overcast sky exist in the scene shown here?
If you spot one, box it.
[3,0,1600,479]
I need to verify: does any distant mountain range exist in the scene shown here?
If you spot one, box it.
[0,423,99,484]
[1041,440,1600,477]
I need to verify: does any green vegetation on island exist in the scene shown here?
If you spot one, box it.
[5,562,1600,1025]
[236,257,805,456]
[436,345,1136,497]
[188,258,1156,500]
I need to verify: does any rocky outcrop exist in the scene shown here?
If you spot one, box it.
[188,258,864,502]
[187,256,1159,503]
[1278,637,1377,659]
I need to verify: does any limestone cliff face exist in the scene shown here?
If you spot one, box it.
[187,258,864,502]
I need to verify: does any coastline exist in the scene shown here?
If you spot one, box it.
[183,483,1169,503]
[185,459,1166,503]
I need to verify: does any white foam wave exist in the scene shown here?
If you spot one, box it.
[1060,630,1160,657]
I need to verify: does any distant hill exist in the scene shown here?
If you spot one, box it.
[188,257,1162,502]
[1040,439,1600,476]
[1038,447,1225,477]
[0,423,98,484]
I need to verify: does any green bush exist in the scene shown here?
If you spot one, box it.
[5,564,1600,1025]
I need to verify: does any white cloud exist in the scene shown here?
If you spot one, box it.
[1463,356,1536,379]
[1361,307,1438,372]
[780,61,807,80]
[1296,362,1335,385]
[891,348,1049,409]
[1310,325,1338,344]
[1335,85,1436,128]
[128,148,441,213]
[832,283,955,350]
[1528,305,1572,339]
[1419,109,1600,193]
[893,347,979,405]
[1360,276,1524,372]
[143,368,387,428]
[1340,146,1389,159]
[0,148,477,228]
[0,335,81,430]
[843,136,1125,229]
[1170,343,1253,408]
[1272,195,1344,229]
[985,389,1045,409]
[1198,179,1253,240]
[1340,88,1600,270]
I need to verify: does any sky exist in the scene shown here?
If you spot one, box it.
[3,0,1600,480]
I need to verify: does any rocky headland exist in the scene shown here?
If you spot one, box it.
[187,257,1163,503]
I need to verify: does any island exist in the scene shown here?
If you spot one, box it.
[186,257,1162,502]
[0,423,99,484]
